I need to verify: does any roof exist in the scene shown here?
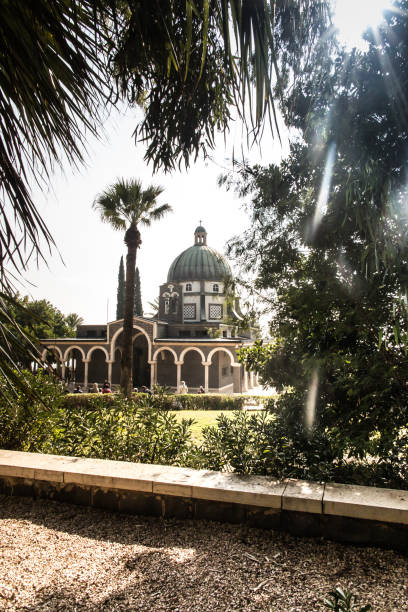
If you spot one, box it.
[167,245,232,282]
[195,225,206,233]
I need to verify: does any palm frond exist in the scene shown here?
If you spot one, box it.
[112,0,330,172]
[0,0,113,282]
[94,178,171,231]
[146,203,173,221]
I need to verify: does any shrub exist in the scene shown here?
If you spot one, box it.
[62,391,268,411]
[195,392,408,489]
[0,374,196,466]
[0,370,65,451]
[42,393,196,465]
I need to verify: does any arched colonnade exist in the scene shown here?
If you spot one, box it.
[150,345,258,393]
[41,325,259,392]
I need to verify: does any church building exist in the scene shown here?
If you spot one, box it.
[40,226,258,393]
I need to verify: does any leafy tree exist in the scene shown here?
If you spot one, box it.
[0,296,83,371]
[225,2,408,471]
[116,256,125,319]
[93,178,172,396]
[6,297,83,341]
[134,267,143,316]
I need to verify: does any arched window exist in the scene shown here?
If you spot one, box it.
[186,283,192,292]
[213,283,219,293]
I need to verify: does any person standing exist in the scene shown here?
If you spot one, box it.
[178,380,188,394]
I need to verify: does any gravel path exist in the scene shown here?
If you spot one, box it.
[0,496,407,611]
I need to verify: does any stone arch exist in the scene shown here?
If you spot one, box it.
[207,347,238,366]
[179,346,206,363]
[111,348,122,385]
[110,325,152,361]
[181,349,204,390]
[41,346,63,361]
[63,345,86,362]
[86,345,110,361]
[206,347,238,393]
[153,346,178,362]
[88,348,108,384]
[63,346,85,383]
[156,348,177,387]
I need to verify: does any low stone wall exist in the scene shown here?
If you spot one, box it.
[0,450,407,552]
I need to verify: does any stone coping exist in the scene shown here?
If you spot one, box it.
[0,450,407,525]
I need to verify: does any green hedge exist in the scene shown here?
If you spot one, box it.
[63,392,268,411]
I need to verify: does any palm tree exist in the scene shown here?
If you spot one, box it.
[65,313,84,337]
[93,179,172,396]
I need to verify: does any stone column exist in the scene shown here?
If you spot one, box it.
[148,361,157,387]
[242,367,249,392]
[202,361,210,393]
[83,360,90,388]
[107,360,113,385]
[232,364,242,393]
[175,361,183,392]
[61,363,66,381]
[248,370,255,389]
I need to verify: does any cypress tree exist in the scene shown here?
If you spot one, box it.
[134,267,143,316]
[116,256,125,319]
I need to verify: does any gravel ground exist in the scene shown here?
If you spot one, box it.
[0,496,407,611]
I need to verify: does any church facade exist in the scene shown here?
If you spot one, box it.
[40,226,258,393]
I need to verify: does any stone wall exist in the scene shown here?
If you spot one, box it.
[1,450,407,552]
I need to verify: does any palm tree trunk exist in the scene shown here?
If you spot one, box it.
[120,223,141,397]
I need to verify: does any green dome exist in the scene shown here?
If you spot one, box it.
[195,225,206,233]
[167,244,232,282]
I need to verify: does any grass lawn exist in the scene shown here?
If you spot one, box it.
[171,410,230,443]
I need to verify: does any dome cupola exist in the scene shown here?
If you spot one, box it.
[194,225,207,245]
[167,225,232,282]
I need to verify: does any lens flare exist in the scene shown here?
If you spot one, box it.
[305,369,319,432]
[312,142,336,237]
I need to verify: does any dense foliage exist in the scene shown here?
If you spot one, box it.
[116,256,125,319]
[0,373,195,466]
[0,295,82,369]
[134,267,143,316]
[62,392,265,411]
[196,402,408,489]
[7,296,83,340]
[1,372,407,489]
[221,1,408,484]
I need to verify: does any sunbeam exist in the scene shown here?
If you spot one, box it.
[334,0,393,49]
[311,142,336,237]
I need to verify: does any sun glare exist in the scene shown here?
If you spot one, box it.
[333,0,392,49]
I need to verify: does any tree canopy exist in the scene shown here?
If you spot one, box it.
[225,0,408,478]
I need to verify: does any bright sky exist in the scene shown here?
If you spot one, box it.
[25,108,285,323]
[22,0,392,324]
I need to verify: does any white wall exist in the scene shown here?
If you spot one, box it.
[204,281,224,293]
[183,281,201,293]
